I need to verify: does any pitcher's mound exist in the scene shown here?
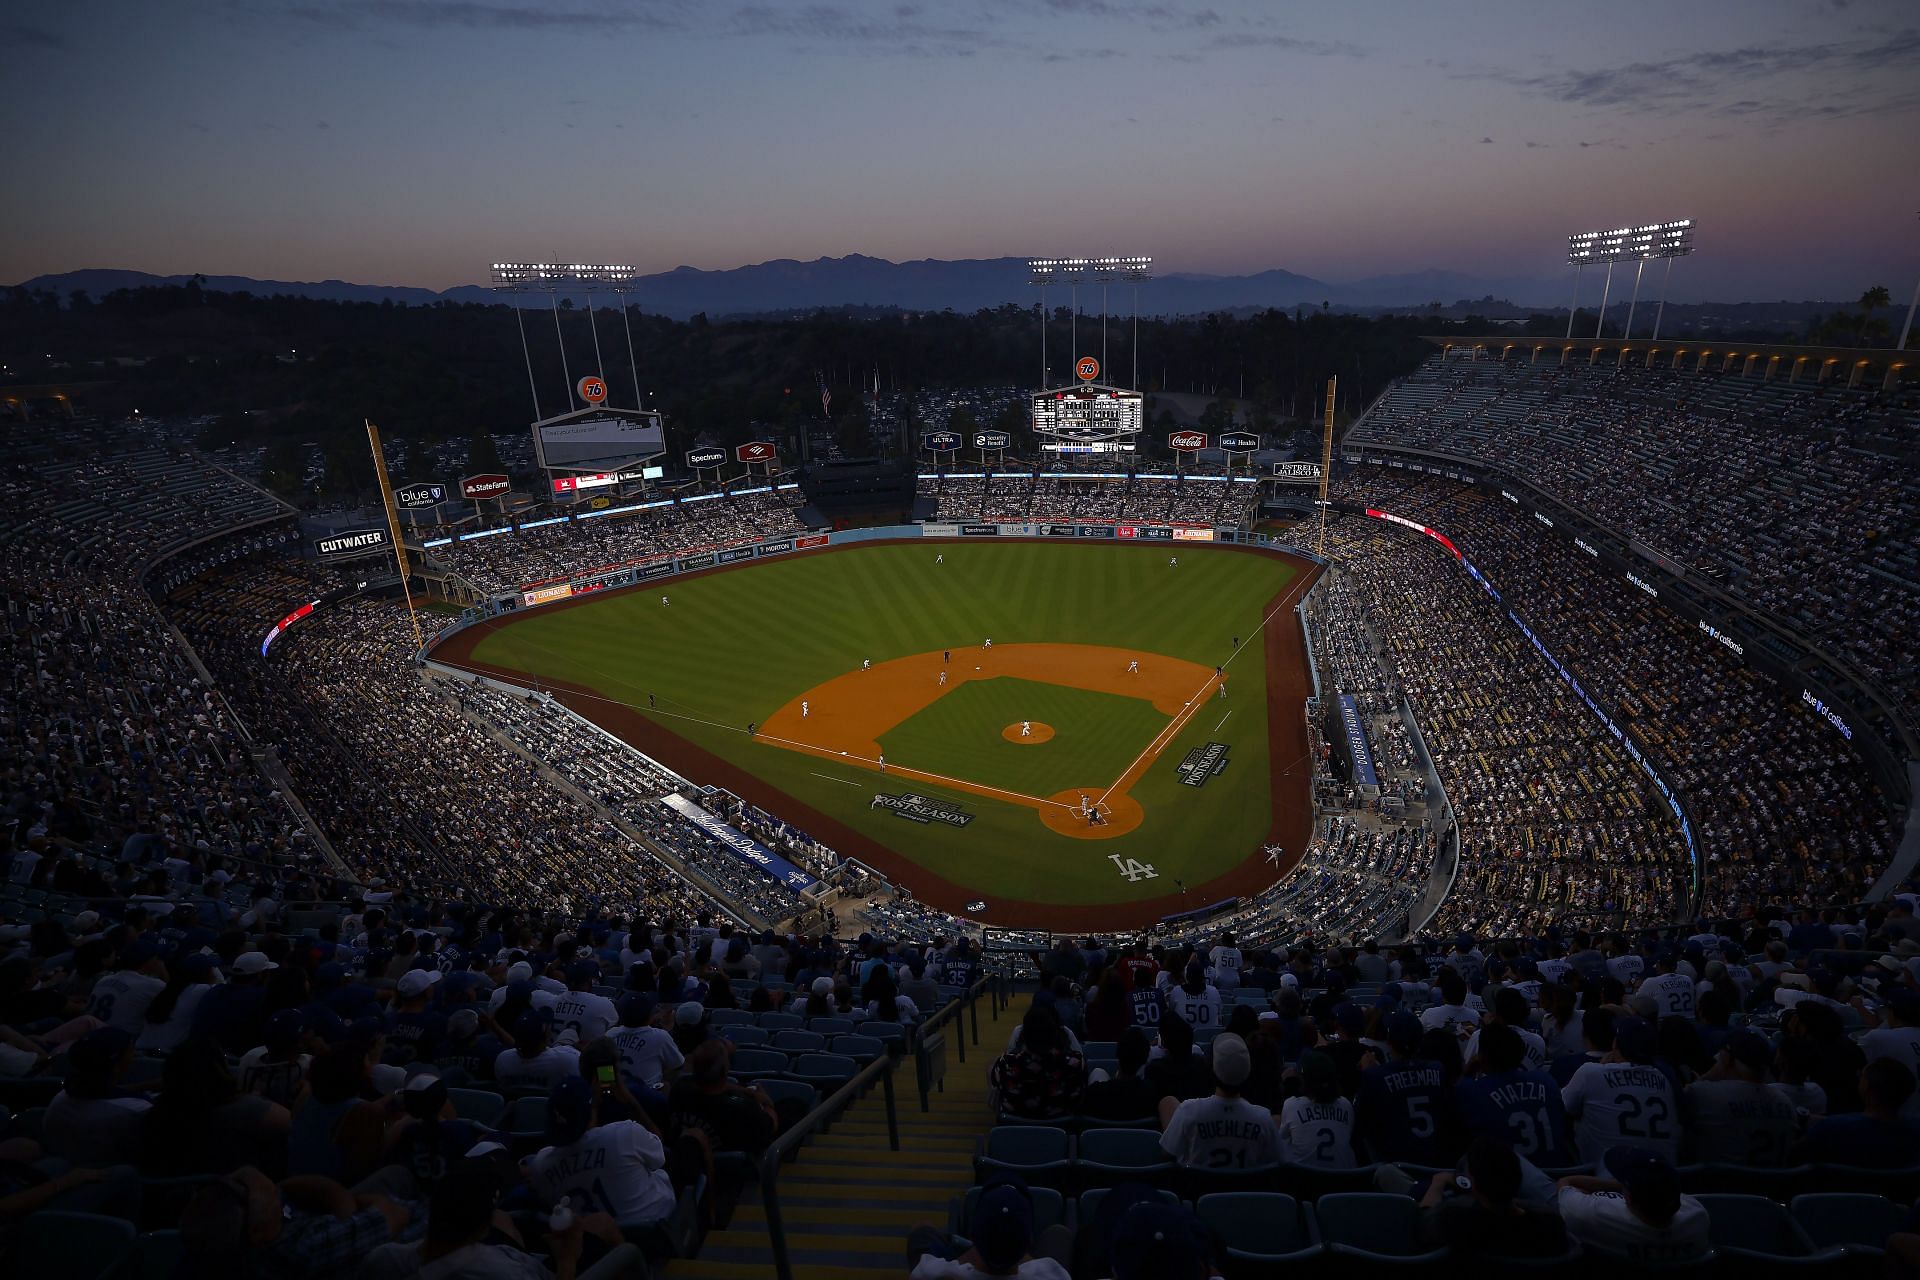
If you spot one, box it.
[1002,722,1055,744]
[1040,788,1145,839]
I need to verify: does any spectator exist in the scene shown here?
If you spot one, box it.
[1159,1033,1281,1169]
[989,1003,1085,1120]
[1796,1058,1920,1167]
[1556,1148,1709,1263]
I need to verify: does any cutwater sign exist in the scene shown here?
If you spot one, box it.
[872,792,974,827]
[662,794,819,892]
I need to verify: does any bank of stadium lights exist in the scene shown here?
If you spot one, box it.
[1565,219,1696,342]
[1028,256,1154,389]
[489,260,645,417]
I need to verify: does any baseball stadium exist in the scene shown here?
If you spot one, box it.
[6,276,1920,1279]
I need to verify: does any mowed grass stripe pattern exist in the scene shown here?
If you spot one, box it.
[466,542,1298,908]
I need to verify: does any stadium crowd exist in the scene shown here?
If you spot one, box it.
[1338,467,1899,916]
[425,487,808,597]
[1348,356,1920,726]
[916,473,1258,527]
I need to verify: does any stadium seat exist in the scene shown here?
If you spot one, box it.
[1075,1185,1180,1228]
[1081,1040,1118,1059]
[829,1034,885,1065]
[1074,1126,1174,1189]
[806,1017,855,1037]
[1196,1193,1323,1270]
[10,1212,137,1280]
[783,1052,858,1090]
[1696,1194,1839,1270]
[501,1096,550,1151]
[974,1125,1073,1189]
[1177,1162,1285,1199]
[1789,1193,1906,1261]
[769,1029,826,1054]
[1811,1163,1920,1203]
[728,1048,791,1081]
[1677,1162,1815,1199]
[951,1184,1066,1237]
[717,1024,768,1047]
[853,1021,908,1048]
[755,1012,803,1030]
[1311,1193,1451,1268]
[447,1087,506,1125]
[1275,1162,1382,1199]
[707,1008,755,1027]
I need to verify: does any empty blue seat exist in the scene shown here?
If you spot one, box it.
[831,1035,886,1065]
[1075,1126,1174,1189]
[755,1079,817,1114]
[718,1024,768,1047]
[728,1048,791,1081]
[1312,1193,1451,1267]
[1789,1193,1906,1260]
[1196,1192,1322,1266]
[446,1087,505,1125]
[976,1125,1073,1188]
[707,1008,755,1027]
[756,1012,804,1030]
[807,1017,855,1037]
[1696,1194,1837,1268]
[770,1029,826,1053]
[784,1053,858,1089]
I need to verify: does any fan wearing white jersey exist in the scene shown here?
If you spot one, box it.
[1159,1034,1282,1171]
[1562,1016,1681,1166]
[1277,1051,1356,1169]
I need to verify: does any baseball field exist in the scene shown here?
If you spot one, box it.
[432,539,1319,929]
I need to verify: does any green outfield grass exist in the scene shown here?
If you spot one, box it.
[461,541,1299,909]
[877,677,1166,798]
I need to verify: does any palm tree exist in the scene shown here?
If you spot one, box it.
[1856,286,1892,344]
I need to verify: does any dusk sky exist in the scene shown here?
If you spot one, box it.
[4,0,1918,300]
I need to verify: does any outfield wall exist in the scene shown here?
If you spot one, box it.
[429,521,1321,647]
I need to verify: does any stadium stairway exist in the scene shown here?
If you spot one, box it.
[664,1059,994,1279]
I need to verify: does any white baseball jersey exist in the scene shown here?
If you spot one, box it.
[1562,1061,1680,1165]
[530,1120,675,1222]
[550,991,620,1046]
[1276,1096,1356,1169]
[1636,972,1697,1020]
[1164,985,1223,1029]
[1161,1094,1283,1170]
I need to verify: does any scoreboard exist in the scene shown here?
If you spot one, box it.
[1031,387,1144,453]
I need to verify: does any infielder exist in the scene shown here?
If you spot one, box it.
[863,658,870,670]
[802,700,810,718]
[938,670,947,686]
[1127,659,1139,674]
[1021,721,1031,737]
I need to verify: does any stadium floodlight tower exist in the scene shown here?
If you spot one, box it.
[489,261,643,416]
[1029,256,1152,390]
[1565,220,1695,341]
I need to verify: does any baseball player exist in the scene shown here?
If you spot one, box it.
[1169,556,1178,568]
[1127,659,1139,674]
[660,595,669,606]
[935,553,944,564]
[938,670,947,686]
[983,638,992,649]
[1021,721,1031,737]
[863,658,871,670]
[801,700,809,718]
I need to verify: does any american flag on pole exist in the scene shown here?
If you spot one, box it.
[816,370,831,417]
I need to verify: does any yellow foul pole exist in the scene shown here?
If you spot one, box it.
[366,420,424,652]
[1315,376,1336,557]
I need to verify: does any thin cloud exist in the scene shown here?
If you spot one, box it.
[283,1,689,32]
[1205,32,1363,57]
[724,4,997,55]
[1468,27,1920,121]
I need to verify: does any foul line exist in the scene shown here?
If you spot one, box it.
[810,772,864,787]
[1093,571,1311,810]
[1213,710,1233,733]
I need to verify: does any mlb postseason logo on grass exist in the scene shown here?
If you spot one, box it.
[1176,741,1230,788]
[872,792,975,827]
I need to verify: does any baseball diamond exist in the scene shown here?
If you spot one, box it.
[432,538,1319,928]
